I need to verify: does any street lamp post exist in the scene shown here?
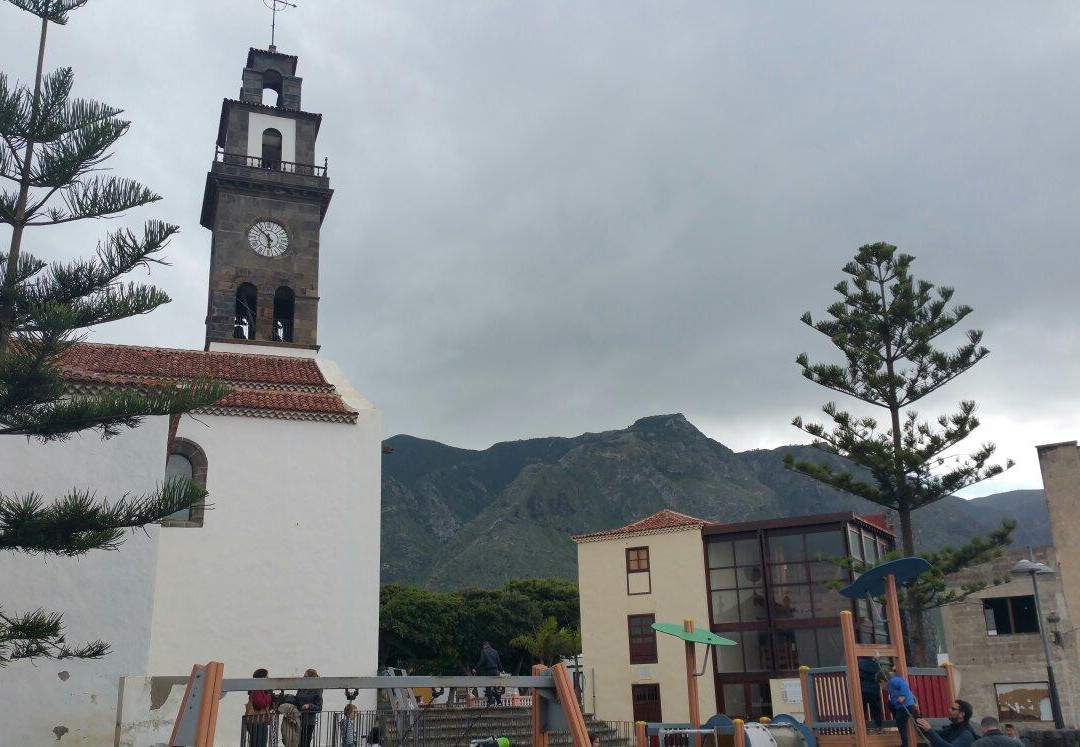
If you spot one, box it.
[1011,551,1066,729]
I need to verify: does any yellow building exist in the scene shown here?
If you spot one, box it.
[573,509,894,723]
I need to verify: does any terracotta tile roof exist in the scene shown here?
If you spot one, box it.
[60,343,357,423]
[571,508,706,542]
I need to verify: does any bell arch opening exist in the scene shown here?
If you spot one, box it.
[234,282,257,339]
[272,286,295,342]
[261,128,282,169]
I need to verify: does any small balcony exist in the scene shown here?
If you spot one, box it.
[215,145,328,178]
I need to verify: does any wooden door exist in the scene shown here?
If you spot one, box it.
[632,683,663,723]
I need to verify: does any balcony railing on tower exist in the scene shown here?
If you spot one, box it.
[214,145,328,177]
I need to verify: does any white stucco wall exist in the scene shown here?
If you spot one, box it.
[246,112,297,164]
[145,362,382,744]
[0,417,170,746]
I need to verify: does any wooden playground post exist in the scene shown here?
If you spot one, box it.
[732,718,745,747]
[840,610,869,747]
[884,575,909,679]
[943,661,958,700]
[798,665,811,726]
[635,720,648,747]
[684,618,701,747]
[883,574,917,747]
[531,663,548,747]
[551,661,591,747]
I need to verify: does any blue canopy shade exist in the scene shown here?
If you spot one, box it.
[839,556,932,599]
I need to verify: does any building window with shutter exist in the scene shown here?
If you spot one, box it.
[626,546,651,595]
[628,613,658,664]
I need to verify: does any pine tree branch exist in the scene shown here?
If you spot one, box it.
[4,0,91,25]
[0,379,231,441]
[0,477,208,556]
[0,607,109,666]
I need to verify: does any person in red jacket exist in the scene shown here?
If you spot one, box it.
[245,668,273,747]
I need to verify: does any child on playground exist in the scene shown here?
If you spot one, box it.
[339,703,359,747]
[885,668,919,747]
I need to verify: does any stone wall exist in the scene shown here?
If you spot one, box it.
[941,547,1080,729]
[1038,442,1080,649]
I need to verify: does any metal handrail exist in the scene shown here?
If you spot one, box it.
[214,145,328,177]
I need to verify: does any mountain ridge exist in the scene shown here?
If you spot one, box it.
[381,414,1048,589]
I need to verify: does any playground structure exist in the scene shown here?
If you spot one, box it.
[636,558,959,747]
[166,662,591,747]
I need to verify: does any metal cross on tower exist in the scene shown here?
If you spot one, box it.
[263,0,298,51]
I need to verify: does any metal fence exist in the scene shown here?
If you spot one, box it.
[238,709,634,746]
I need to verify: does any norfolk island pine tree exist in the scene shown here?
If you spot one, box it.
[785,243,1014,663]
[0,0,228,663]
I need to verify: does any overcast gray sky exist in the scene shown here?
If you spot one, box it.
[3,0,1078,495]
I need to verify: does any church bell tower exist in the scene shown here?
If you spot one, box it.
[200,48,333,351]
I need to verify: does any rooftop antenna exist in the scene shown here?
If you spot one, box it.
[263,0,298,52]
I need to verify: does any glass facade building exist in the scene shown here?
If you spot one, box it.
[703,514,895,718]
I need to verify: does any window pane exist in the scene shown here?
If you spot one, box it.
[712,591,741,623]
[166,453,193,479]
[774,628,818,669]
[848,529,862,559]
[772,586,812,620]
[710,568,737,590]
[718,635,744,672]
[795,628,818,667]
[816,628,844,665]
[742,630,771,671]
[769,533,805,563]
[164,454,194,520]
[812,584,848,620]
[723,684,748,719]
[709,541,734,568]
[809,561,845,583]
[806,530,844,561]
[770,563,807,585]
[734,538,760,565]
[1011,596,1040,634]
[862,534,876,563]
[737,564,764,587]
[740,588,769,621]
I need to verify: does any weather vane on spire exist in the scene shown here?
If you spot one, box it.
[263,0,298,52]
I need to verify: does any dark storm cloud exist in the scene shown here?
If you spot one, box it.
[3,1,1078,492]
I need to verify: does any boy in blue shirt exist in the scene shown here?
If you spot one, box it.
[886,669,918,747]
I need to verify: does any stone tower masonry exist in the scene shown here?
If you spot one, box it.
[200,48,333,350]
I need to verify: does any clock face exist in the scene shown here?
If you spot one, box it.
[247,220,289,257]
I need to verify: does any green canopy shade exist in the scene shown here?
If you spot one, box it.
[651,622,737,646]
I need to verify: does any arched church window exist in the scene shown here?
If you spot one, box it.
[261,128,282,170]
[161,437,209,527]
[262,69,283,107]
[272,286,295,342]
[234,283,257,339]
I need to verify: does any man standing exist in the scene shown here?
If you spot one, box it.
[475,641,504,707]
[974,717,1023,747]
[915,700,977,747]
[858,657,885,732]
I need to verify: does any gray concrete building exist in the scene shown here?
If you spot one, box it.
[941,547,1080,729]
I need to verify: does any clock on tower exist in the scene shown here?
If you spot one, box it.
[200,48,333,351]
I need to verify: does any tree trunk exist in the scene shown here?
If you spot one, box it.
[0,14,48,357]
[898,508,930,665]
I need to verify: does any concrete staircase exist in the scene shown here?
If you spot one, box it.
[381,706,631,746]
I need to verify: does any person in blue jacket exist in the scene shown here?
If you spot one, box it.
[916,700,977,747]
[886,669,918,747]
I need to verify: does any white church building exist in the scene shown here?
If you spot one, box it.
[0,47,382,745]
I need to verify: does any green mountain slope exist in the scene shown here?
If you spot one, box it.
[381,414,1048,589]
